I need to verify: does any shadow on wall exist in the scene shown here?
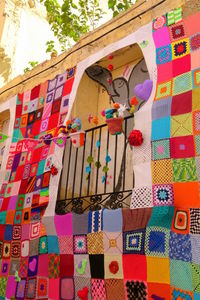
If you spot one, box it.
[0,47,11,88]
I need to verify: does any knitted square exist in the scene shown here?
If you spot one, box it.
[156,45,172,65]
[73,234,87,254]
[152,184,174,206]
[171,287,193,300]
[191,263,200,293]
[152,139,170,160]
[87,232,104,255]
[147,283,170,299]
[169,22,186,42]
[103,231,122,254]
[171,113,193,137]
[192,87,200,111]
[26,277,36,299]
[174,182,199,208]
[123,229,145,255]
[172,38,190,59]
[89,255,104,279]
[171,91,192,116]
[195,135,200,155]
[58,235,73,254]
[60,277,74,300]
[131,187,153,209]
[91,279,106,300]
[172,158,198,182]
[190,33,200,51]
[152,159,173,184]
[123,254,147,280]
[125,280,147,300]
[169,232,192,262]
[170,259,193,290]
[172,208,190,234]
[74,277,91,300]
[151,117,171,141]
[147,257,170,284]
[170,135,195,158]
[190,209,200,234]
[155,81,172,100]
[152,97,172,121]
[145,227,169,257]
[88,210,103,233]
[36,277,49,299]
[172,54,191,77]
[74,254,90,277]
[192,68,200,88]
[122,208,152,231]
[172,72,192,95]
[104,254,123,279]
[190,235,200,264]
[148,206,174,229]
[105,279,126,300]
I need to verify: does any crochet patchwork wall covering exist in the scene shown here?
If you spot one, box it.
[0,1,200,299]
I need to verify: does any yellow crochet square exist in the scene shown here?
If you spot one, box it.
[87,232,104,254]
[192,87,200,111]
[147,257,170,284]
[152,159,173,184]
[171,38,190,60]
[171,113,193,137]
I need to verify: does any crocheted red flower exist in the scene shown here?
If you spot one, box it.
[128,130,143,146]
[109,261,119,274]
[50,165,58,176]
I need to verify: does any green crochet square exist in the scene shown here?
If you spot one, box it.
[0,277,7,297]
[172,158,198,182]
[147,206,175,229]
[173,72,192,95]
[170,259,192,291]
[191,263,200,293]
[148,206,174,229]
[152,139,170,161]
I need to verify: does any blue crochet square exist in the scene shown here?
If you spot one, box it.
[194,293,200,300]
[47,235,60,254]
[4,225,13,241]
[103,209,122,232]
[156,45,172,65]
[169,232,192,262]
[145,227,169,257]
[151,116,171,141]
[123,229,145,254]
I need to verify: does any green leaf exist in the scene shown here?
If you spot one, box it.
[108,0,116,9]
[103,165,109,173]
[87,155,94,164]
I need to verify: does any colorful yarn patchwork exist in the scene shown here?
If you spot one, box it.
[0,2,200,299]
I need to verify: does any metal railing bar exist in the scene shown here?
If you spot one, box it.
[95,127,102,194]
[65,141,72,200]
[87,130,94,196]
[79,132,87,197]
[113,134,118,192]
[123,118,127,191]
[72,147,78,199]
[104,128,110,194]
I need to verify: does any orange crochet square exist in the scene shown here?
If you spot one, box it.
[174,182,200,208]
[152,159,173,184]
[147,283,170,299]
[147,257,170,284]
[6,210,15,225]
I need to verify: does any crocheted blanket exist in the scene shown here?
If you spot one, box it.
[0,1,200,299]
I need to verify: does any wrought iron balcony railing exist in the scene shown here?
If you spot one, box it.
[56,115,134,214]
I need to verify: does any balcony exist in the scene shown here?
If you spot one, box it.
[56,115,134,214]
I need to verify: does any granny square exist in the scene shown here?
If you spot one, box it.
[123,229,145,255]
[152,184,174,206]
[152,139,170,160]
[145,227,169,257]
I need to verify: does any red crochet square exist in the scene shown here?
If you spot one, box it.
[31,148,43,164]
[122,254,147,280]
[157,62,173,83]
[60,254,74,277]
[170,136,195,158]
[63,77,74,96]
[171,91,192,116]
[47,113,59,131]
[172,54,191,77]
[31,85,40,100]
